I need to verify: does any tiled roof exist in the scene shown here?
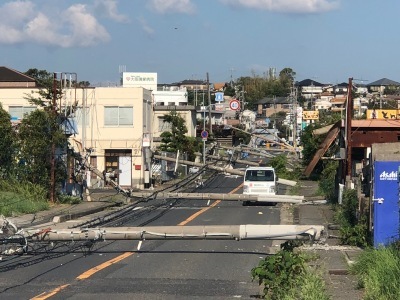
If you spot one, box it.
[367,78,400,86]
[172,79,207,85]
[351,119,400,128]
[213,82,225,90]
[0,66,35,82]
[296,79,324,87]
[256,96,290,104]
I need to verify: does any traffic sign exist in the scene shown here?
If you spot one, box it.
[229,99,240,111]
[215,92,224,102]
[201,130,208,139]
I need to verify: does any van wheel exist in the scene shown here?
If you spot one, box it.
[242,201,249,206]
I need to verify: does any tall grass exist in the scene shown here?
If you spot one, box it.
[282,267,331,300]
[351,244,400,300]
[0,179,49,216]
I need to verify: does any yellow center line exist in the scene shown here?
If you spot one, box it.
[31,181,244,299]
[76,251,134,280]
[178,183,243,226]
[30,284,70,300]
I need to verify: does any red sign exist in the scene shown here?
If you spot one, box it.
[229,99,240,111]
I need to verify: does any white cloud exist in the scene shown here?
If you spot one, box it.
[220,0,340,14]
[61,4,110,47]
[0,0,111,47]
[93,0,129,23]
[137,17,155,36]
[148,0,196,14]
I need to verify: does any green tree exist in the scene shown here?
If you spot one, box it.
[279,67,296,86]
[16,109,67,188]
[22,69,68,201]
[0,103,16,178]
[24,68,53,88]
[235,68,296,110]
[159,111,199,160]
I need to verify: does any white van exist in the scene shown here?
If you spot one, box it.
[243,167,277,196]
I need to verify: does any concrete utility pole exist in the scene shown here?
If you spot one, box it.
[207,72,212,135]
[49,73,58,203]
[228,125,295,151]
[205,154,260,166]
[292,84,298,148]
[346,77,353,177]
[128,192,304,203]
[152,154,297,186]
[27,225,325,243]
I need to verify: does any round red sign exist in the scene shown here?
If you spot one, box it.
[229,100,240,110]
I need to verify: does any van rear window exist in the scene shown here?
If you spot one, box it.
[245,170,274,182]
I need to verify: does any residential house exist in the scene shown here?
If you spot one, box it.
[367,78,400,94]
[296,79,325,99]
[330,97,346,112]
[172,79,209,91]
[256,96,292,117]
[314,98,332,110]
[153,105,197,144]
[153,85,188,106]
[0,66,36,88]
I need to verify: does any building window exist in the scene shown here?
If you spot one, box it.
[104,106,133,126]
[158,117,172,132]
[8,106,36,120]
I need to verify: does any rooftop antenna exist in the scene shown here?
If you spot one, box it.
[119,65,126,86]
[229,67,235,86]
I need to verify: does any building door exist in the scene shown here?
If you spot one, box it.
[105,149,132,186]
[119,156,132,186]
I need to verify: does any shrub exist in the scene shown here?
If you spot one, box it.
[318,160,338,202]
[251,241,330,299]
[57,193,82,205]
[269,154,302,181]
[334,188,369,247]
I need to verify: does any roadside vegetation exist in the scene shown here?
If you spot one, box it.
[351,243,400,299]
[0,69,72,215]
[251,241,330,300]
[334,188,369,247]
[0,180,49,217]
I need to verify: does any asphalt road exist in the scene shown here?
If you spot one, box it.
[0,173,281,300]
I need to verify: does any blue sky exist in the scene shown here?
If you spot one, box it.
[0,0,399,86]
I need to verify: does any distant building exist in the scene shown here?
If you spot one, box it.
[367,78,400,94]
[256,96,292,117]
[0,66,36,88]
[296,79,325,99]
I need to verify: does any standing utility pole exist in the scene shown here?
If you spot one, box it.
[346,77,353,177]
[50,73,58,203]
[207,72,212,135]
[292,85,298,148]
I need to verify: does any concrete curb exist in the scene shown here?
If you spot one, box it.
[52,204,113,223]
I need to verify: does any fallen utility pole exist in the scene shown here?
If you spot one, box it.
[129,192,304,203]
[153,154,297,186]
[217,145,275,158]
[205,154,260,166]
[26,225,324,242]
[228,125,296,152]
[153,154,244,176]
